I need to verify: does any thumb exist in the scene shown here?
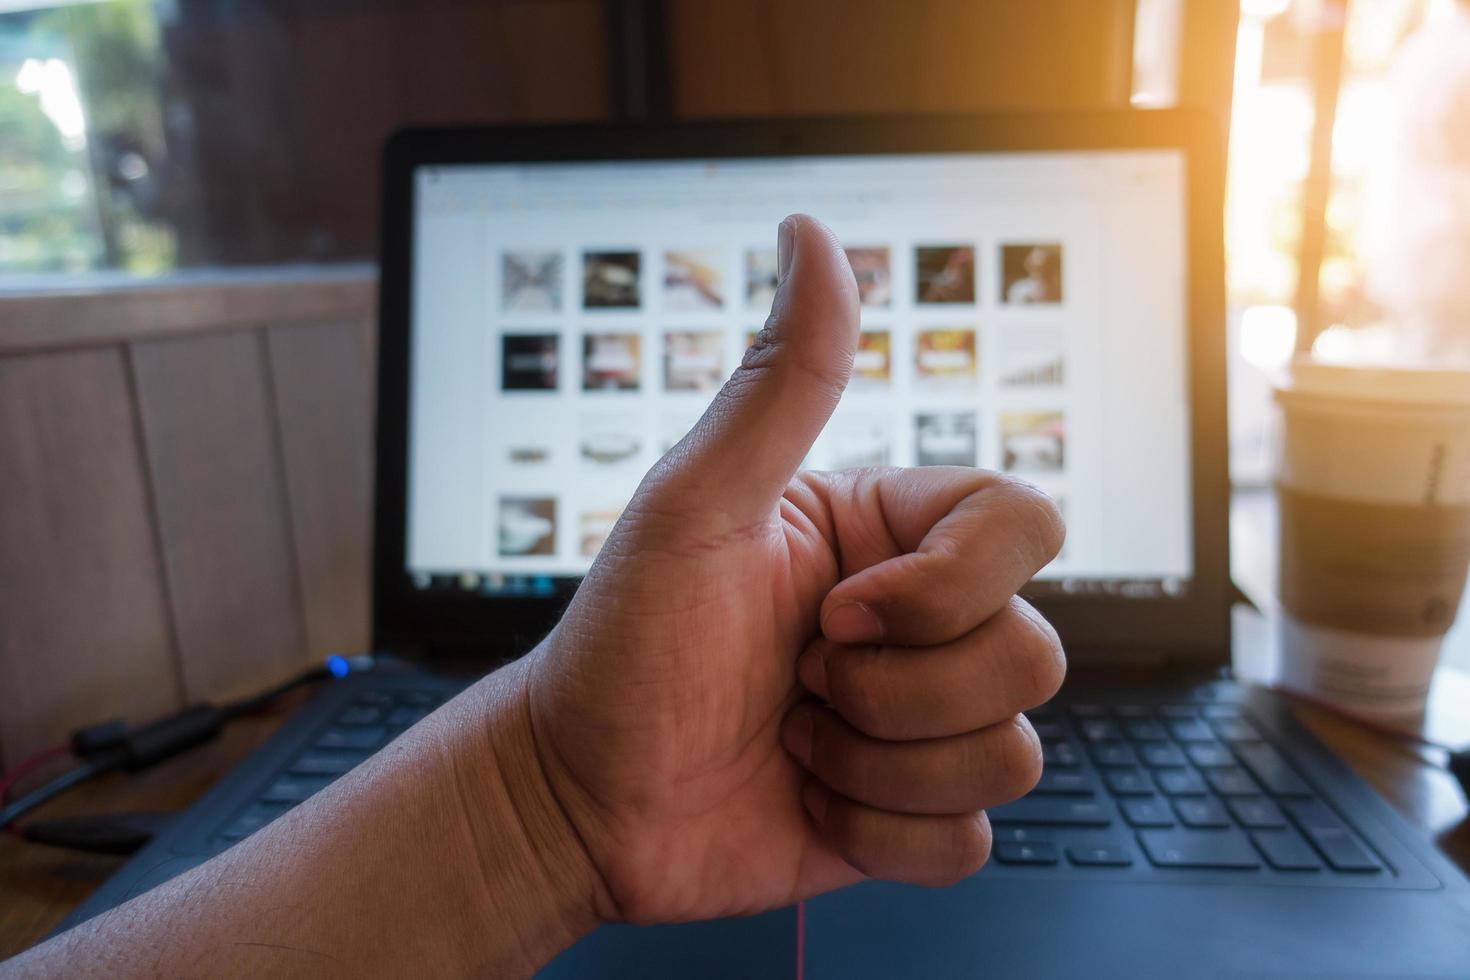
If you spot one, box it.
[649,214,859,527]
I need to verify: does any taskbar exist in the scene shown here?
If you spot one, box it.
[410,569,1191,601]
[1027,575,1190,600]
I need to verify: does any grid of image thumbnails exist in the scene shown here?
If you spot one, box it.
[493,242,1069,565]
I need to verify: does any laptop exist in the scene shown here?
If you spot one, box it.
[60,112,1470,976]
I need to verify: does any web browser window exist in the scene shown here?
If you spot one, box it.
[407,150,1192,598]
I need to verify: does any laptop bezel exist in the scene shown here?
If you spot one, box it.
[373,111,1230,663]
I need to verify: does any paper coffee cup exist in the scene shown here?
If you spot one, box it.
[1273,357,1470,720]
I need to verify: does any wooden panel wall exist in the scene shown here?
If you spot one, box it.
[0,274,376,768]
[666,0,1138,117]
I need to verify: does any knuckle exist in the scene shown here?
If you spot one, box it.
[991,477,1066,566]
[1007,599,1068,707]
[829,654,892,737]
[941,813,992,885]
[991,716,1044,801]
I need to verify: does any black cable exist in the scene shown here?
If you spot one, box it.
[0,758,112,828]
[1,654,379,834]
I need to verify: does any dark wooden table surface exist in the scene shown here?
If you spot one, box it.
[1,669,1467,962]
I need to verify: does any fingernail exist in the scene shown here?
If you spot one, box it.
[802,780,830,824]
[776,217,796,284]
[782,707,813,767]
[822,601,882,644]
[797,647,829,699]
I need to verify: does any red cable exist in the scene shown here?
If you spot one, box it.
[795,900,805,980]
[0,743,73,804]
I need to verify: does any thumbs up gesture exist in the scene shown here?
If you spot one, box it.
[520,215,1066,925]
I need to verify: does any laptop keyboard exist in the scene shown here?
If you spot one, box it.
[215,687,456,846]
[990,684,1388,879]
[213,679,1387,883]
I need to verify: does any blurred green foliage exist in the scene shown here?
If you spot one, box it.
[0,0,174,278]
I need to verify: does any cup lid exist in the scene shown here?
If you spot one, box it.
[1277,355,1470,411]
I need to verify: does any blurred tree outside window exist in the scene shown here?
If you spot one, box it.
[1220,0,1470,482]
[1,0,174,277]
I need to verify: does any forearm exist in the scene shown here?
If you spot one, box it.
[3,657,601,979]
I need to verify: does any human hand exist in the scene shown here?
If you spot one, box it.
[515,214,1067,926]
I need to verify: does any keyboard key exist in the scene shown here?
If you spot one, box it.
[352,691,394,706]
[1283,801,1382,872]
[1192,681,1246,703]
[1067,844,1134,867]
[1204,766,1260,797]
[1120,798,1174,827]
[1173,797,1231,828]
[1185,742,1234,768]
[1227,797,1288,829]
[1080,720,1121,742]
[386,706,431,727]
[400,691,442,707]
[1168,719,1214,742]
[1211,718,1263,743]
[1103,769,1155,796]
[1090,742,1140,768]
[989,798,1112,827]
[1252,829,1323,871]
[316,726,387,751]
[1030,721,1068,741]
[1155,769,1208,796]
[1158,704,1199,720]
[1114,704,1154,719]
[1033,771,1096,796]
[995,841,1058,865]
[1042,741,1082,768]
[1139,829,1261,869]
[1069,704,1108,718]
[260,775,333,804]
[288,752,363,777]
[1123,720,1169,742]
[1140,743,1188,768]
[1201,704,1243,720]
[1235,744,1313,797]
[219,803,288,843]
[336,704,385,726]
[994,826,1053,844]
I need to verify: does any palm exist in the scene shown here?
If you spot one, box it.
[531,472,867,922]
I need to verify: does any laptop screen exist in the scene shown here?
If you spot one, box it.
[405,149,1192,601]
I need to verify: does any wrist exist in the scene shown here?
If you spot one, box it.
[436,654,607,974]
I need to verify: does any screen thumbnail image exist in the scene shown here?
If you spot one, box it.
[578,412,644,468]
[998,327,1065,387]
[914,328,978,386]
[746,248,779,310]
[659,410,703,453]
[823,415,892,469]
[580,507,624,558]
[498,496,557,557]
[1001,243,1064,304]
[663,249,725,311]
[1001,410,1066,473]
[851,330,891,389]
[501,251,562,311]
[583,251,641,308]
[914,245,976,304]
[664,330,725,391]
[915,412,978,467]
[501,334,560,390]
[845,247,892,307]
[583,332,642,391]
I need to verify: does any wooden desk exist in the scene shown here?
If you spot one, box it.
[0,670,1466,962]
[0,691,311,960]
